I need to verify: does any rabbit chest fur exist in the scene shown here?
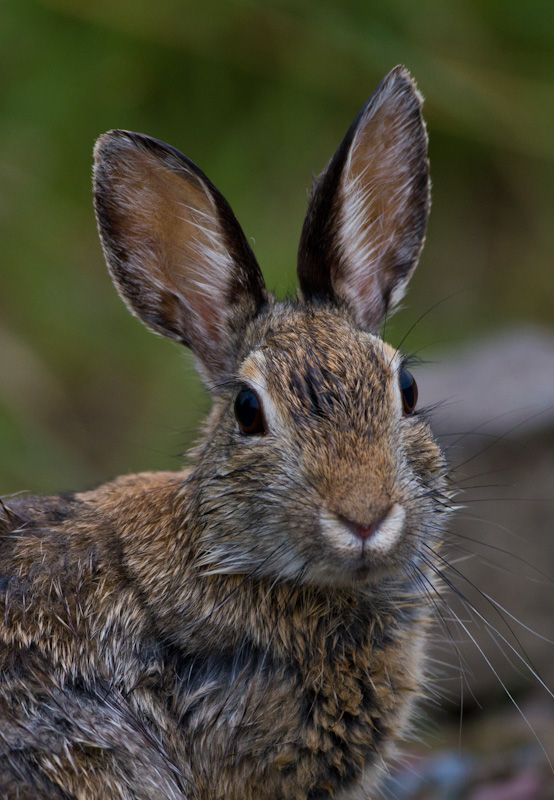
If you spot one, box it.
[0,67,450,799]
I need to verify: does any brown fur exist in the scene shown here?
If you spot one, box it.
[0,67,450,799]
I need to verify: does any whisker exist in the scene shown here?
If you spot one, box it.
[451,403,554,471]
[418,554,554,773]
[422,547,554,702]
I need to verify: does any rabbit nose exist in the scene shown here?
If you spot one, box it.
[338,511,390,543]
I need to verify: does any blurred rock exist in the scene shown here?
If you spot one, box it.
[420,326,554,437]
[418,325,554,720]
[385,700,554,798]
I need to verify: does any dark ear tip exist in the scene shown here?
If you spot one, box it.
[372,66,425,117]
[94,129,130,155]
[385,65,422,93]
[348,67,426,155]
[93,130,150,168]
[93,131,215,197]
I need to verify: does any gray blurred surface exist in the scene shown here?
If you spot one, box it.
[419,326,554,717]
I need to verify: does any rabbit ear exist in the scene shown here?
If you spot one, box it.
[93,131,267,382]
[297,66,430,333]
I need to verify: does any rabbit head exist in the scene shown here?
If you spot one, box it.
[93,66,447,593]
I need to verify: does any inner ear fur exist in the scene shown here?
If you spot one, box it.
[297,66,430,333]
[93,131,267,382]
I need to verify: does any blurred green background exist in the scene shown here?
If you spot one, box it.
[2,0,554,494]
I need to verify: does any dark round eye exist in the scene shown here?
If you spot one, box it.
[234,388,266,435]
[399,367,418,415]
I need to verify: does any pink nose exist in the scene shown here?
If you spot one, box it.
[340,513,386,542]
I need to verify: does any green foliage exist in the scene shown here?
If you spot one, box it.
[1,0,554,492]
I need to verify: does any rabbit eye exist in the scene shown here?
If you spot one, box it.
[399,367,418,415]
[234,388,266,435]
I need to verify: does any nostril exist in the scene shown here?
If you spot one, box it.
[339,512,388,543]
[352,521,378,542]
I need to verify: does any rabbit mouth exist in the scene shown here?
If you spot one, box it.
[319,503,406,562]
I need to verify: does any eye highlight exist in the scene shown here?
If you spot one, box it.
[234,387,266,435]
[399,367,418,415]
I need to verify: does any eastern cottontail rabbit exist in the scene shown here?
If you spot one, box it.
[0,66,450,799]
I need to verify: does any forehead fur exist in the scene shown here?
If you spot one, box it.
[238,302,400,437]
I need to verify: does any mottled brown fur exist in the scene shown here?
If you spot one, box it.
[0,469,433,799]
[0,67,450,798]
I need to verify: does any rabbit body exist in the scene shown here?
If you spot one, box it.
[0,67,449,799]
